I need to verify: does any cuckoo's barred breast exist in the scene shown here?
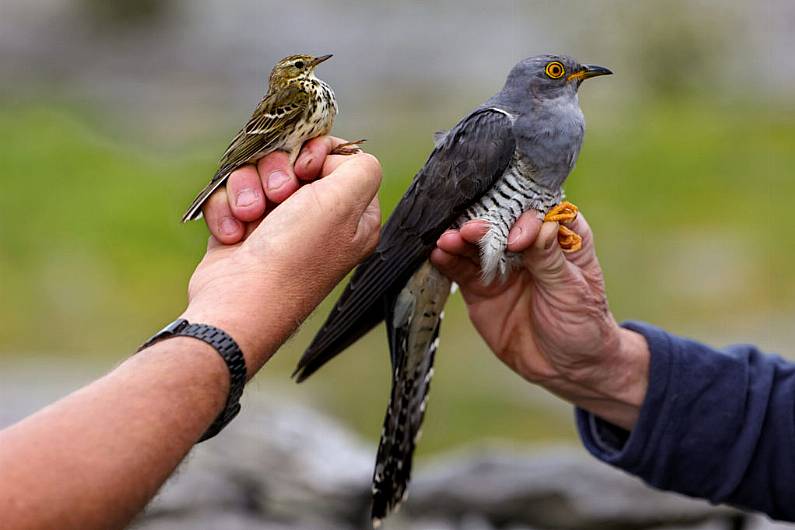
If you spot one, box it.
[457,149,563,284]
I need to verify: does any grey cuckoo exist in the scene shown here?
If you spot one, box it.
[293,54,612,526]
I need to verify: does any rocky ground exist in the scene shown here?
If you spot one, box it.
[129,396,789,530]
[1,361,791,530]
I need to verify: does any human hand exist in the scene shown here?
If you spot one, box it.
[182,137,382,376]
[431,212,649,429]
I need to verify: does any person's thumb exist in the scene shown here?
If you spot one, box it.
[523,221,571,286]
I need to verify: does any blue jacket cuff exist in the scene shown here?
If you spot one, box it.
[575,321,677,473]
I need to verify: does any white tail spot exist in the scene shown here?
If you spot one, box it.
[414,428,423,443]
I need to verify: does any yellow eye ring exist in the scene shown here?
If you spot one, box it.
[545,61,565,79]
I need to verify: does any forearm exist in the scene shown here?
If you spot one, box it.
[0,338,228,530]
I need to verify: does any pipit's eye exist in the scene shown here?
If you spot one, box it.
[294,61,305,69]
[545,61,565,79]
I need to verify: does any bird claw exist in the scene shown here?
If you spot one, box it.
[330,138,366,156]
[544,201,582,253]
[557,225,582,253]
[544,200,578,223]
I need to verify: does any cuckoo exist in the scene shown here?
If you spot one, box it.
[294,54,612,526]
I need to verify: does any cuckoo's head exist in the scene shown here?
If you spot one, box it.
[268,54,332,89]
[504,54,612,100]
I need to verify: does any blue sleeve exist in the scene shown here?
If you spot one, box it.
[576,321,795,521]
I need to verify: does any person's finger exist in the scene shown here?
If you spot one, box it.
[314,152,382,216]
[295,136,350,181]
[436,229,480,262]
[507,212,543,253]
[458,220,491,245]
[352,194,381,258]
[559,213,595,264]
[523,221,571,286]
[202,188,244,244]
[257,151,299,204]
[317,141,376,179]
[557,212,605,292]
[430,248,483,290]
[226,165,266,222]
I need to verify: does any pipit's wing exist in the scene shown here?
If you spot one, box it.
[182,85,310,222]
[294,108,516,381]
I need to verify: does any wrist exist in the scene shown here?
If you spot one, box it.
[179,303,268,379]
[611,328,651,409]
[540,327,650,430]
[184,257,348,377]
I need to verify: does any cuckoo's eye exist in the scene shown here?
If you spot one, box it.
[294,61,305,69]
[545,61,565,79]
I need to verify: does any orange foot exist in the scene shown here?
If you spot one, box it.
[544,201,582,253]
[330,138,367,156]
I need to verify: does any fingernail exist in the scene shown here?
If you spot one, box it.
[220,217,238,236]
[236,188,257,207]
[544,235,556,250]
[267,170,289,191]
[437,230,454,245]
[508,227,522,245]
[466,219,490,231]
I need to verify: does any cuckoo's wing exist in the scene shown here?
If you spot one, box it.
[181,86,309,222]
[293,108,516,381]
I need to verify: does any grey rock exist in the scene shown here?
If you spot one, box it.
[137,394,373,528]
[408,446,739,529]
[655,522,731,530]
[133,513,268,530]
[745,514,795,530]
[0,366,761,530]
[133,512,354,530]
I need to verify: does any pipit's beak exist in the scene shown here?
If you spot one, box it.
[568,64,613,82]
[311,54,333,67]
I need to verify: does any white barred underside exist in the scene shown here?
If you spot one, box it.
[457,153,563,284]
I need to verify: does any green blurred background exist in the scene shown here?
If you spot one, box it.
[1,0,793,457]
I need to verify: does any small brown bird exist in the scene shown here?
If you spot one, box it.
[181,53,361,222]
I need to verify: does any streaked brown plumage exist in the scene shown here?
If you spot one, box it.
[182,53,340,222]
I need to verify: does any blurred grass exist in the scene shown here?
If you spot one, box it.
[0,97,793,454]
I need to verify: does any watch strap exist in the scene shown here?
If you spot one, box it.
[138,318,247,442]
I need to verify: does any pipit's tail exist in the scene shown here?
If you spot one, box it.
[372,261,450,526]
[181,165,234,222]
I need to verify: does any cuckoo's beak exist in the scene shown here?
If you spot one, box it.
[568,64,613,82]
[310,54,333,67]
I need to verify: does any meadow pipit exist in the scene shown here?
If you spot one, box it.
[182,53,363,222]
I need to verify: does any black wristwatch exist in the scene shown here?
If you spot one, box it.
[137,318,247,442]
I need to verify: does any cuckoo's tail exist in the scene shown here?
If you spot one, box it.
[371,261,450,526]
